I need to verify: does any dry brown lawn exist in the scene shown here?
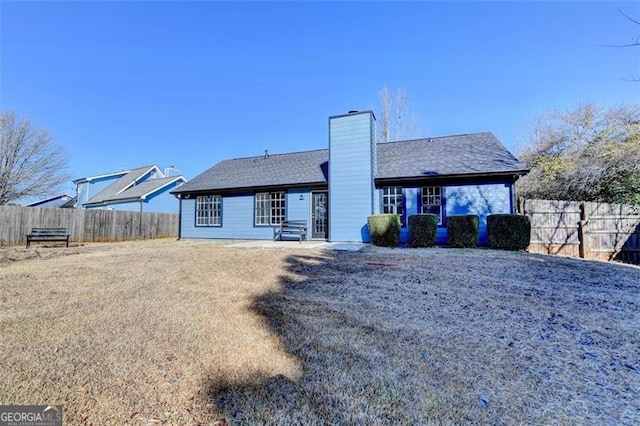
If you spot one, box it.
[0,240,639,425]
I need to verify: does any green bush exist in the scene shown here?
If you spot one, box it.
[487,214,531,251]
[408,214,439,247]
[367,214,401,247]
[447,215,479,248]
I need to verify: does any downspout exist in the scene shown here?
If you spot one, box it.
[177,195,182,240]
[511,175,518,214]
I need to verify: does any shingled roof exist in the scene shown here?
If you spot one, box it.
[174,150,329,193]
[85,165,161,205]
[173,132,528,194]
[85,166,186,206]
[376,132,528,179]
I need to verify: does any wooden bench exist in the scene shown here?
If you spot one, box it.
[274,220,307,242]
[26,228,70,248]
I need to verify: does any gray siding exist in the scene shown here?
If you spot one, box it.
[287,189,312,225]
[140,184,182,213]
[445,182,512,244]
[180,189,312,240]
[329,112,376,242]
[379,182,513,244]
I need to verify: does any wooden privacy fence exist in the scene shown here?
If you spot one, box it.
[0,205,179,246]
[520,198,640,265]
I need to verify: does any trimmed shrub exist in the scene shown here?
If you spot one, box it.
[487,214,531,251]
[408,214,439,247]
[447,214,479,248]
[367,214,401,247]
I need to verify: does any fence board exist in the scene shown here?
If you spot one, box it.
[521,198,640,265]
[0,206,178,246]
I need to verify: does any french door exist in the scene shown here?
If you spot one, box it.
[311,191,328,239]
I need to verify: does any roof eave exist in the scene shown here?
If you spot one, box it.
[172,181,328,196]
[84,197,143,207]
[72,170,130,184]
[129,176,187,200]
[374,169,530,186]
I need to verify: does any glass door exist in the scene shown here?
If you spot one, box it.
[311,191,328,239]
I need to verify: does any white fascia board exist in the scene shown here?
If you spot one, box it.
[136,176,187,200]
[72,170,131,184]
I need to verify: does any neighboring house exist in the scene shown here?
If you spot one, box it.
[73,165,186,213]
[25,194,75,208]
[172,111,529,243]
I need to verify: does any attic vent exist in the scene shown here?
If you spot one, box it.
[264,149,269,159]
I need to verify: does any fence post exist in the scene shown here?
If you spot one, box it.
[518,197,525,214]
[578,202,589,259]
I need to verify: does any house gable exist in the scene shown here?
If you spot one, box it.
[74,165,185,213]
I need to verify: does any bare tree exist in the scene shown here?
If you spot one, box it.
[606,9,640,48]
[517,104,640,205]
[602,9,640,81]
[376,87,420,142]
[0,111,70,205]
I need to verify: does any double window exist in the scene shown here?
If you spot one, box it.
[382,186,405,225]
[196,195,222,226]
[255,192,286,225]
[421,186,443,224]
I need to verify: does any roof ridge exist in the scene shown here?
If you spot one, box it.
[220,148,329,162]
[213,132,497,162]
[379,131,494,145]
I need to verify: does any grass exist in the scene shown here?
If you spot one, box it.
[1,240,639,424]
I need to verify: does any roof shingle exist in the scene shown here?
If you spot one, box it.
[174,132,528,193]
[85,165,159,205]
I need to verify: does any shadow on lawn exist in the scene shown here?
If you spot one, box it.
[205,251,343,423]
[205,250,435,424]
[204,248,640,424]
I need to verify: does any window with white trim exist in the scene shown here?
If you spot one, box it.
[255,191,286,225]
[382,186,404,224]
[196,195,222,226]
[421,186,443,224]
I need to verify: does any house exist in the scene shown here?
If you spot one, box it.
[24,194,75,208]
[171,111,529,243]
[73,165,186,213]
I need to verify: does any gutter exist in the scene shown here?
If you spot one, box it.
[171,181,328,197]
[374,170,530,186]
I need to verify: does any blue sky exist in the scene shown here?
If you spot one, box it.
[2,1,639,194]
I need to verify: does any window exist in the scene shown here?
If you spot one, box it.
[196,195,222,226]
[255,192,286,225]
[382,186,404,225]
[421,186,443,224]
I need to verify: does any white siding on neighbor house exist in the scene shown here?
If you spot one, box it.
[180,189,312,240]
[329,112,376,242]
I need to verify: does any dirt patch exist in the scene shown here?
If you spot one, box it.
[0,241,638,424]
[0,245,83,265]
